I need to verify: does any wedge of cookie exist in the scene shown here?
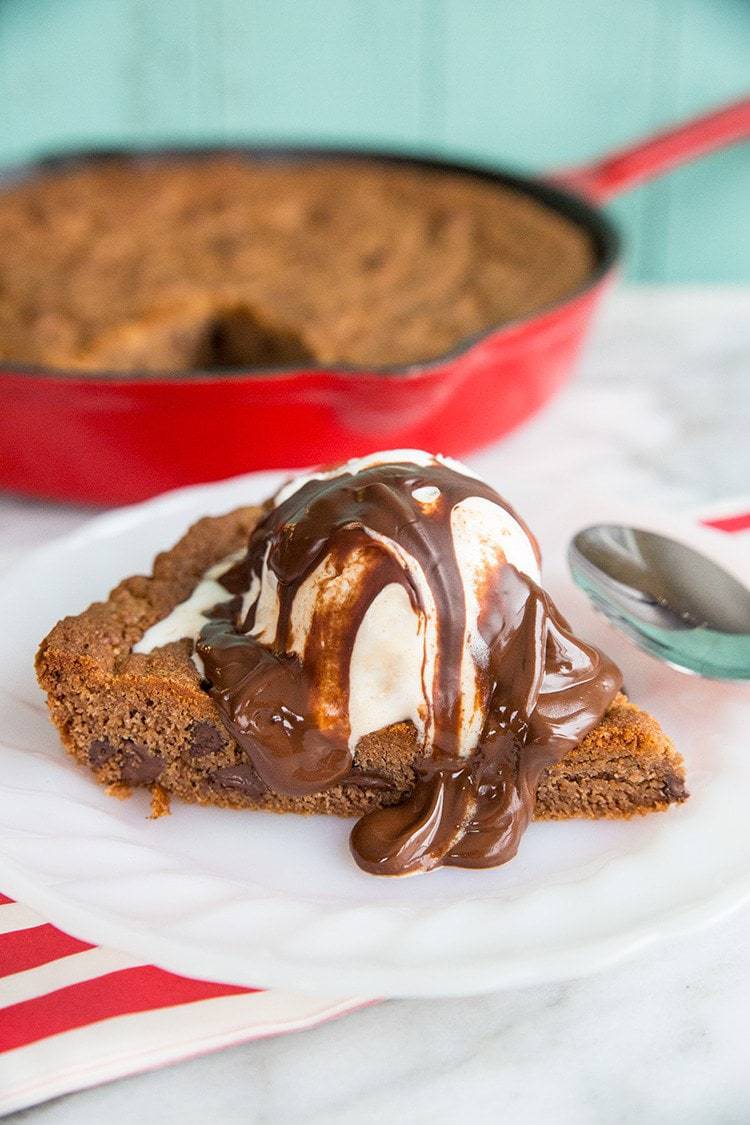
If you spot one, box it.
[36,505,686,829]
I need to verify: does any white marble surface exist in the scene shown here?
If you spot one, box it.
[4,287,750,1123]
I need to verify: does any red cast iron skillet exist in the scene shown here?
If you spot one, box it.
[1,98,748,505]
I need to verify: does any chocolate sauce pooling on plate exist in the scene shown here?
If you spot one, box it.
[197,461,622,876]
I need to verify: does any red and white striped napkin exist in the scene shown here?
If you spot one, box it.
[1,504,747,1114]
[0,890,371,1113]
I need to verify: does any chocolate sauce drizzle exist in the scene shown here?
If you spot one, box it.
[197,461,622,876]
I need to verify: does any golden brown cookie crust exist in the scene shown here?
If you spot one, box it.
[0,157,595,373]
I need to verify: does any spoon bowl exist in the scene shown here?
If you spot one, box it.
[568,525,750,681]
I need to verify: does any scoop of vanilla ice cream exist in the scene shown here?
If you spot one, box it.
[245,451,541,755]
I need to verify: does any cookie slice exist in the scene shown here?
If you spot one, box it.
[36,506,687,821]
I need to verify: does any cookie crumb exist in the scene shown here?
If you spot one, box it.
[150,784,171,819]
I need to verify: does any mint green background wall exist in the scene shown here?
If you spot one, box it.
[1,0,748,280]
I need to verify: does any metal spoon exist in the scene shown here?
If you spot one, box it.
[568,525,750,680]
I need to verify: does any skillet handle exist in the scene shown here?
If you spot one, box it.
[554,96,750,203]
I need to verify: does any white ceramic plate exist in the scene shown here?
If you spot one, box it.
[1,472,749,998]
